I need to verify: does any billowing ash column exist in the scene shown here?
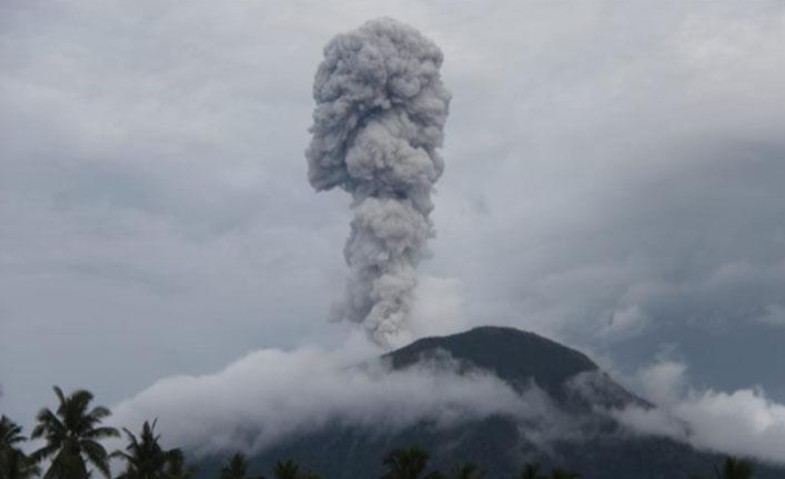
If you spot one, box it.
[306,18,451,346]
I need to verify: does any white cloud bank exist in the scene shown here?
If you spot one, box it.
[614,360,785,464]
[109,335,540,457]
[110,337,785,465]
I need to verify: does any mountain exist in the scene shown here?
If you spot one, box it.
[191,326,785,478]
[386,326,647,409]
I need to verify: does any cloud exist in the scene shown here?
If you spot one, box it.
[109,337,535,457]
[635,359,689,406]
[409,275,468,339]
[598,305,651,341]
[614,360,785,464]
[305,18,452,346]
[757,304,785,327]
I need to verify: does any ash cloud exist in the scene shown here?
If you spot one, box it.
[306,18,451,346]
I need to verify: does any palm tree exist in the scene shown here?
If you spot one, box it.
[31,386,119,479]
[0,415,39,479]
[165,452,197,479]
[0,416,26,452]
[113,419,184,479]
[272,459,299,479]
[220,452,266,479]
[221,453,249,479]
[381,446,436,479]
[519,463,546,479]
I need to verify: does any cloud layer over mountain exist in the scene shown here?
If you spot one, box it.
[109,337,540,456]
[616,360,785,464]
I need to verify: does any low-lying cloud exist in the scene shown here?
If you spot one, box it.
[613,360,785,464]
[111,340,785,465]
[110,336,536,456]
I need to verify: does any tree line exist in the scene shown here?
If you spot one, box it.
[0,386,756,479]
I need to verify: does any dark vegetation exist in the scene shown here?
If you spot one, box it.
[0,388,759,479]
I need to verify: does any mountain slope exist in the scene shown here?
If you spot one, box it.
[387,326,597,395]
[386,326,646,408]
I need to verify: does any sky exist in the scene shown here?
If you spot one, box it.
[2,0,785,462]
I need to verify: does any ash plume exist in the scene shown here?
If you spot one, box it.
[306,18,451,346]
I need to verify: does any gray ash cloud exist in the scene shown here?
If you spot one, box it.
[306,18,451,346]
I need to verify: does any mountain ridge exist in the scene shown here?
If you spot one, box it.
[386,326,648,410]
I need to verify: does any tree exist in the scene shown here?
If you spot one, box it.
[446,463,484,479]
[221,453,249,479]
[692,456,754,479]
[272,459,299,479]
[517,464,577,479]
[0,416,25,452]
[519,463,546,479]
[113,419,184,479]
[165,452,197,479]
[382,446,441,479]
[0,415,39,479]
[31,386,119,479]
[720,457,754,479]
[220,452,265,479]
[549,469,579,479]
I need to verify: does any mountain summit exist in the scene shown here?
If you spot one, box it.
[388,326,598,393]
[386,326,644,409]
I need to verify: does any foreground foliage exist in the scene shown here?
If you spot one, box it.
[691,456,754,479]
[31,386,120,479]
[0,415,40,479]
[113,419,186,479]
[0,386,765,479]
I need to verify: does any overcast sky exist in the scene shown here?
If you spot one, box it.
[2,0,785,455]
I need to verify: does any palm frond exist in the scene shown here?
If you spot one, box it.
[86,426,119,440]
[81,439,112,478]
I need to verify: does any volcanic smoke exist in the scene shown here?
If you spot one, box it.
[306,18,451,346]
